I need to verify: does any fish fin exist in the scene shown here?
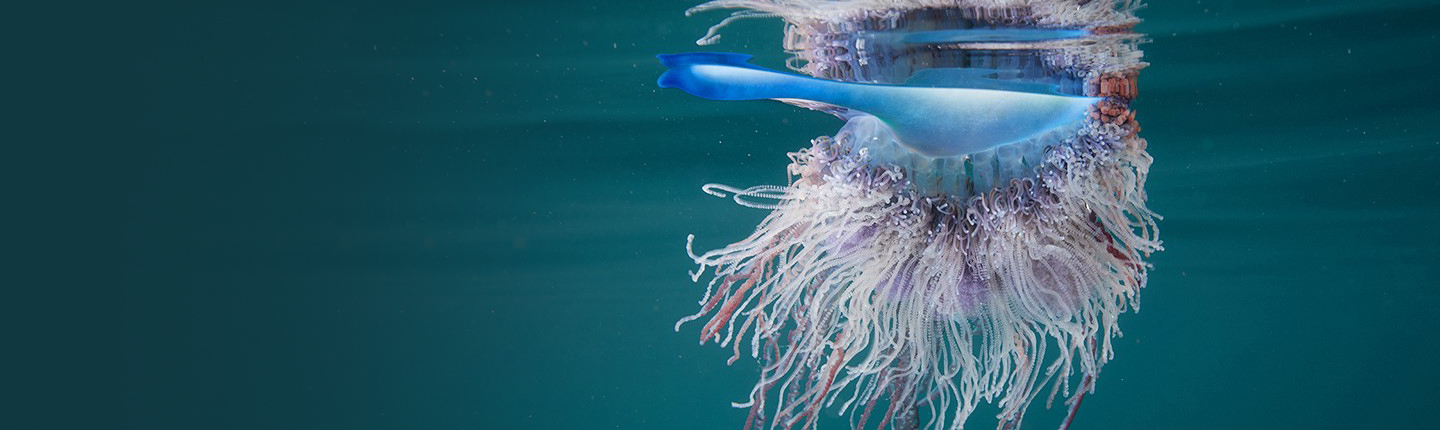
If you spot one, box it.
[657,52,763,70]
[657,52,809,100]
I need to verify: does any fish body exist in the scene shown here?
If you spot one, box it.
[657,52,1098,157]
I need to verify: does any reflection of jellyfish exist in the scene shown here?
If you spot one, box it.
[659,1,1159,429]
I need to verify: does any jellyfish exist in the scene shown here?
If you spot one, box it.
[659,1,1160,429]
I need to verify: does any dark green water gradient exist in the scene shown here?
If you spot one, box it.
[109,0,1440,428]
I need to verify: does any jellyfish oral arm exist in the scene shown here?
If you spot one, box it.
[657,52,1099,157]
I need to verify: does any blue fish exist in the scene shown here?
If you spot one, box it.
[657,52,1098,157]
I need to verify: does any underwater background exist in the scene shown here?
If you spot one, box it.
[98,0,1440,428]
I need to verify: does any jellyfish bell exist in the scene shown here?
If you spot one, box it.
[660,1,1160,429]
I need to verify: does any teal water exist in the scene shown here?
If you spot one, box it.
[113,1,1439,429]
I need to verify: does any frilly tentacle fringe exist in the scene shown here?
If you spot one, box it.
[679,121,1160,429]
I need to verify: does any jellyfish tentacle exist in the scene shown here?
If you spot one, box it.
[1057,375,1093,430]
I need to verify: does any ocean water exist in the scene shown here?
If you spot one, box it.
[113,0,1438,429]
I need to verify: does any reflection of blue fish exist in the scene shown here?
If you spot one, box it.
[898,28,1088,44]
[657,52,1098,157]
